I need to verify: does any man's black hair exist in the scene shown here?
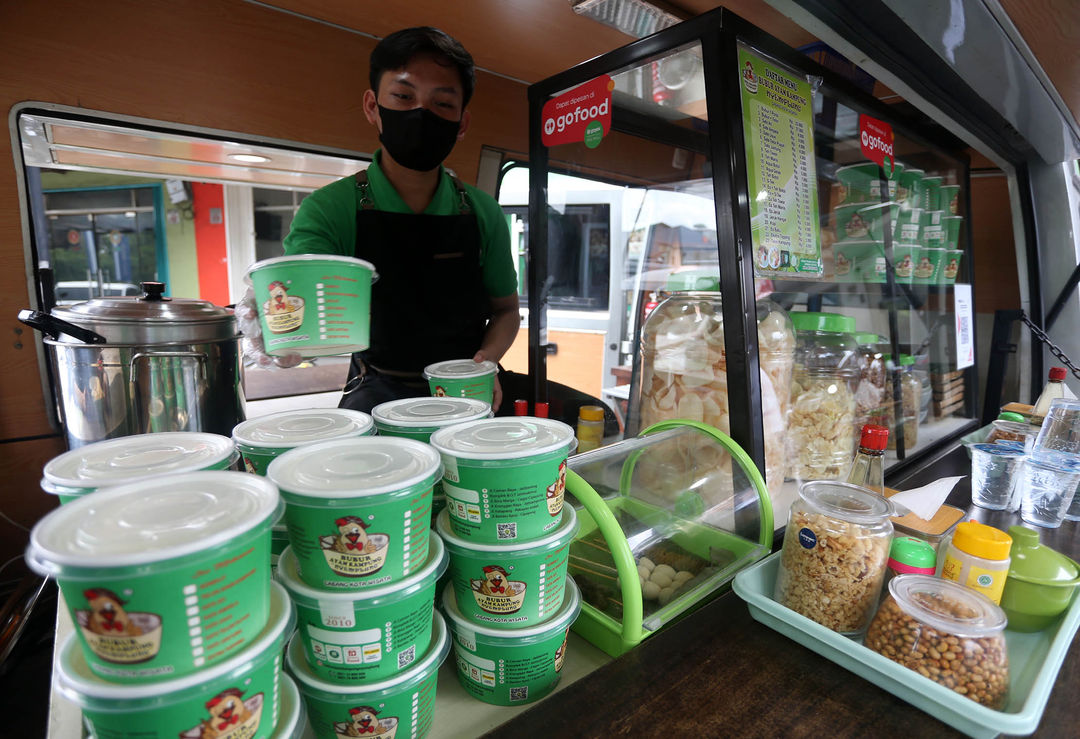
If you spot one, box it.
[370,27,476,107]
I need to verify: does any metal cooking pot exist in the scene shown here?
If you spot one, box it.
[19,282,245,448]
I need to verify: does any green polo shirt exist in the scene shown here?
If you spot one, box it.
[283,151,518,298]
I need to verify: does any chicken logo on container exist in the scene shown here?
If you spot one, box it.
[319,515,390,577]
[76,588,163,664]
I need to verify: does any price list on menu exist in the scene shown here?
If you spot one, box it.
[737,44,822,277]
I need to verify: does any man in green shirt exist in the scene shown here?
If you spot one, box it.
[279,27,519,412]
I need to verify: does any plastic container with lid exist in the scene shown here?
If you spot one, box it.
[775,480,893,635]
[884,354,920,450]
[865,575,1009,708]
[882,536,936,594]
[1032,366,1069,418]
[853,333,888,430]
[787,312,860,480]
[986,412,1037,451]
[232,408,374,475]
[937,521,1013,604]
[575,405,606,453]
[999,525,1080,631]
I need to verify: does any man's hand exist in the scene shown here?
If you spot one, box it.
[235,285,303,369]
[472,350,502,412]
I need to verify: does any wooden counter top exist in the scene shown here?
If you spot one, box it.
[484,446,1080,738]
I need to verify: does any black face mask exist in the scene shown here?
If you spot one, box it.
[377,105,461,172]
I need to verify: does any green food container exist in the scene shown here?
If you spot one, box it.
[268,437,440,590]
[943,215,963,250]
[940,184,961,215]
[42,432,237,504]
[834,240,885,284]
[893,244,920,284]
[443,578,581,706]
[430,417,575,543]
[287,612,449,739]
[422,359,498,405]
[436,506,578,629]
[275,534,446,683]
[835,161,904,204]
[54,580,293,739]
[940,250,964,285]
[833,202,900,242]
[246,254,375,358]
[898,168,924,211]
[233,409,374,476]
[1000,526,1080,632]
[914,247,946,285]
[28,471,281,684]
[922,176,943,211]
[896,206,923,244]
[277,673,308,739]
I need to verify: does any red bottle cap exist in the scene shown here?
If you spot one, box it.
[859,424,889,451]
[1049,367,1067,381]
[514,399,528,416]
[534,402,549,418]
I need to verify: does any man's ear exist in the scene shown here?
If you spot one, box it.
[456,110,471,141]
[362,89,380,128]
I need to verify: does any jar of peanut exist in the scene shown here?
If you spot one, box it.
[865,575,1009,709]
[774,480,893,635]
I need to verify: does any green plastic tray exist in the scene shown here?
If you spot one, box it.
[733,551,1080,738]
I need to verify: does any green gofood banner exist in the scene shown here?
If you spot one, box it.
[738,44,822,278]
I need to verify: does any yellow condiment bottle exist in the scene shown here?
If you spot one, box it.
[575,405,606,453]
[937,521,1012,604]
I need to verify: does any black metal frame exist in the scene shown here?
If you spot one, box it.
[525,6,999,478]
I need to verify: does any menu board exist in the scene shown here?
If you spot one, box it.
[738,44,822,278]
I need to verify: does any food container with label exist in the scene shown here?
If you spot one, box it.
[28,471,281,684]
[833,241,886,283]
[422,359,498,405]
[233,409,374,475]
[883,354,920,450]
[939,184,961,215]
[275,533,445,683]
[54,580,294,738]
[940,249,964,284]
[787,312,860,480]
[287,612,449,739]
[865,575,1009,709]
[937,521,1013,605]
[41,432,238,504]
[565,420,773,656]
[429,417,574,543]
[913,247,946,284]
[835,161,904,203]
[630,291,790,495]
[443,578,581,705]
[898,167,924,211]
[922,176,943,211]
[436,506,577,629]
[833,202,901,242]
[893,244,920,283]
[246,254,375,357]
[775,481,893,635]
[268,437,440,590]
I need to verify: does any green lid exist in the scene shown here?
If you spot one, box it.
[997,411,1026,423]
[789,311,856,334]
[665,268,720,292]
[888,536,936,569]
[853,332,883,345]
[882,353,916,366]
[1007,525,1080,585]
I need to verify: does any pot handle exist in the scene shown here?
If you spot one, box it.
[17,309,107,344]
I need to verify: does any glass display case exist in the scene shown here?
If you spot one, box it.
[524,7,978,491]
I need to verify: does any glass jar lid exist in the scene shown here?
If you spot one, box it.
[798,480,894,525]
[888,574,1007,637]
[789,311,856,334]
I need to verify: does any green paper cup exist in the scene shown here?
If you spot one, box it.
[55,580,293,739]
[42,432,237,504]
[276,534,446,684]
[287,613,449,739]
[833,202,900,242]
[246,255,375,358]
[436,506,578,629]
[422,360,498,405]
[898,167,924,211]
[277,673,308,739]
[430,418,575,543]
[834,240,885,284]
[896,207,923,244]
[268,437,440,590]
[914,247,946,284]
[943,215,963,250]
[234,409,374,476]
[893,244,920,284]
[835,161,904,204]
[922,176,943,211]
[28,471,281,684]
[940,250,964,285]
[443,578,580,706]
[940,184,961,215]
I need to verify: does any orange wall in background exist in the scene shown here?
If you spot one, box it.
[191,183,230,306]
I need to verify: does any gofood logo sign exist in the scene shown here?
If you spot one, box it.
[541,75,613,149]
[859,114,897,178]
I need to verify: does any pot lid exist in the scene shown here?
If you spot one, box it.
[1006,525,1080,585]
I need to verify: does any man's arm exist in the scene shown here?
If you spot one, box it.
[474,293,521,412]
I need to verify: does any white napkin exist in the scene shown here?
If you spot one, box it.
[889,476,965,521]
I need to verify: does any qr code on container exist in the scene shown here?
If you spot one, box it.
[496,522,517,540]
[397,645,416,670]
[509,686,529,702]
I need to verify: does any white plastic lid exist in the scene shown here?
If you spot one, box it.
[372,397,491,428]
[422,359,497,380]
[267,437,441,497]
[245,253,375,276]
[429,418,574,460]
[233,409,373,448]
[43,432,235,490]
[29,471,280,567]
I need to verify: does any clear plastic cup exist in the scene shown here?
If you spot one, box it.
[1019,457,1080,528]
[1033,398,1080,459]
[968,444,1026,511]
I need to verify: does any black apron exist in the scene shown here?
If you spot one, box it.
[340,170,491,412]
